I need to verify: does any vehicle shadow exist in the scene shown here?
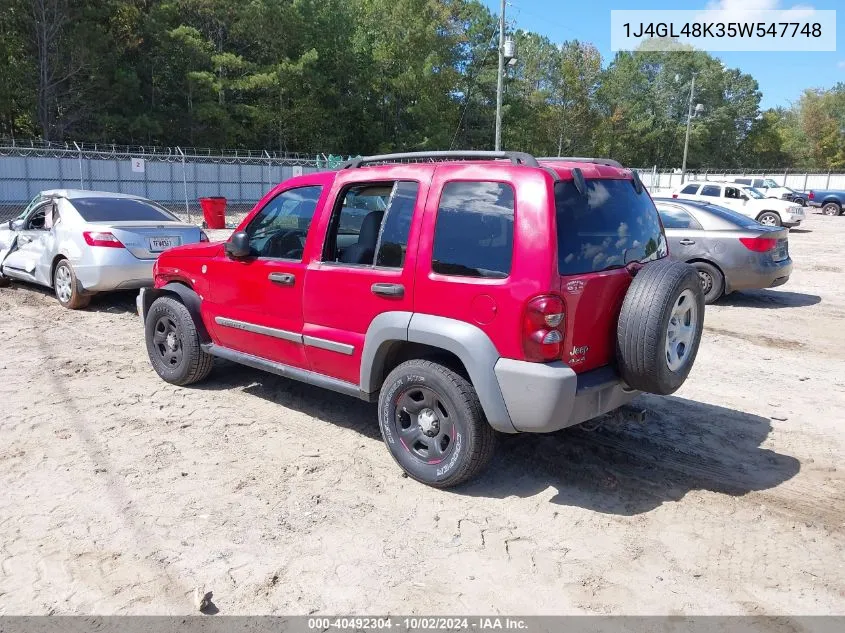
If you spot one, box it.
[717,289,821,309]
[459,393,800,515]
[86,289,140,314]
[788,228,812,233]
[192,363,798,515]
[0,280,139,314]
[193,360,381,441]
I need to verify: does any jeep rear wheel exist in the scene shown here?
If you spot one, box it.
[617,260,705,395]
[378,360,495,488]
[144,296,213,385]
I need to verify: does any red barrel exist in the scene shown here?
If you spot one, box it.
[199,197,227,229]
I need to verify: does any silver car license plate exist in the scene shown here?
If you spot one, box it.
[149,236,180,252]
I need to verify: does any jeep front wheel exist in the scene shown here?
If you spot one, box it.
[378,360,495,488]
[144,296,213,385]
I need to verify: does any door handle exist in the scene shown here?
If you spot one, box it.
[371,283,404,298]
[268,272,296,286]
[679,239,696,245]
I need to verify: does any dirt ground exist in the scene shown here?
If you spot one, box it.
[0,212,843,616]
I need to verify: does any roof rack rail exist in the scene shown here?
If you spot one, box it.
[341,150,540,169]
[538,156,624,168]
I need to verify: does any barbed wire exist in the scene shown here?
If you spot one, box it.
[0,139,321,166]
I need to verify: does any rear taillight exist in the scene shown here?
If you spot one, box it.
[808,191,815,200]
[82,231,124,248]
[522,295,565,362]
[739,236,777,252]
[199,230,209,242]
[672,194,679,198]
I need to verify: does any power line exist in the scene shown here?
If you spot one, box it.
[450,26,500,149]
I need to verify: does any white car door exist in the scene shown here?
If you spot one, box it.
[1,201,56,286]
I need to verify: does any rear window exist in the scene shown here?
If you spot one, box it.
[701,204,761,228]
[555,179,667,276]
[72,197,177,222]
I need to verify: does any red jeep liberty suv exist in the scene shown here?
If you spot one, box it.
[138,151,704,487]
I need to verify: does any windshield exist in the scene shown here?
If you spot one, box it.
[72,197,178,222]
[763,179,779,188]
[555,179,667,275]
[744,187,764,199]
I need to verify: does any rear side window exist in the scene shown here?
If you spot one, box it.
[700,185,721,197]
[680,184,699,194]
[555,179,667,275]
[376,181,418,268]
[734,178,751,185]
[656,205,702,230]
[432,181,514,279]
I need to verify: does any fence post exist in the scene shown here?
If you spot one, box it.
[264,150,271,194]
[826,171,831,188]
[73,142,84,189]
[803,172,809,192]
[176,147,190,223]
[783,168,788,186]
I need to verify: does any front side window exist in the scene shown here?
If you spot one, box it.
[700,185,721,197]
[245,185,323,259]
[555,179,666,275]
[725,186,743,199]
[680,184,699,195]
[432,181,514,279]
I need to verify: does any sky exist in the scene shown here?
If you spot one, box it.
[481,0,844,110]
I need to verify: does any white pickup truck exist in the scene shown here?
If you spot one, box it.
[671,181,805,227]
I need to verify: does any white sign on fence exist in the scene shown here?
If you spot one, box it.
[131,158,145,173]
[293,165,303,177]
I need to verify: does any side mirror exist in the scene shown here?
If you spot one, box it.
[740,195,749,201]
[224,231,251,258]
[8,219,23,231]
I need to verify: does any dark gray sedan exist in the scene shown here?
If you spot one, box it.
[652,198,792,304]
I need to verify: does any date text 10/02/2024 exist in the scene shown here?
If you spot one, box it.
[306,617,529,630]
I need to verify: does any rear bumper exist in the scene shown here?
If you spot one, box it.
[74,255,155,292]
[726,257,793,293]
[494,360,639,433]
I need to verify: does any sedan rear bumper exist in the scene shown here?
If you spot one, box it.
[725,257,793,293]
[74,254,155,292]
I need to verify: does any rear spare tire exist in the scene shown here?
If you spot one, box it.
[617,260,704,395]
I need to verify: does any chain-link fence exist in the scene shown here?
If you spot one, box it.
[0,140,328,226]
[5,141,845,223]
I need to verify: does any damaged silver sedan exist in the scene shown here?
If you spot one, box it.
[0,190,207,308]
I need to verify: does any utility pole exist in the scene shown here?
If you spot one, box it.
[681,74,696,184]
[494,0,505,151]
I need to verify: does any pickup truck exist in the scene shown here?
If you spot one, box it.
[807,190,845,215]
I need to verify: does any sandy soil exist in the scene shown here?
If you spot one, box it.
[0,212,843,615]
